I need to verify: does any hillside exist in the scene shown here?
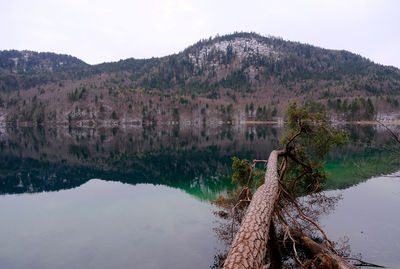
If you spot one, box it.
[1,32,399,126]
[0,50,89,92]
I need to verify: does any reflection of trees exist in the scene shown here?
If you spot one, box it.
[212,104,360,268]
[0,125,281,199]
[0,124,398,200]
[0,156,90,194]
[210,122,398,268]
[325,124,400,189]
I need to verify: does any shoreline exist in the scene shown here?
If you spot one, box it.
[244,120,400,125]
[1,119,400,128]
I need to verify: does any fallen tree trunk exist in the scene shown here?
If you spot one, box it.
[222,149,359,269]
[223,150,283,269]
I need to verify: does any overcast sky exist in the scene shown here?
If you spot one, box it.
[1,0,399,67]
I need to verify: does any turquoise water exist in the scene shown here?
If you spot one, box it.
[0,181,220,269]
[0,124,399,268]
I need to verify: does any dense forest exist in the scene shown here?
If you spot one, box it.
[0,32,399,125]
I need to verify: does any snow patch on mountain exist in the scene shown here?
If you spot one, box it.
[188,37,282,68]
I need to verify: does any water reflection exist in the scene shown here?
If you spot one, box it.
[325,124,400,189]
[0,124,399,268]
[320,172,400,268]
[0,125,282,199]
[0,180,221,269]
[0,124,399,198]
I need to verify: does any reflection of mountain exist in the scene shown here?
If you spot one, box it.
[0,125,282,200]
[325,124,400,189]
[0,124,399,199]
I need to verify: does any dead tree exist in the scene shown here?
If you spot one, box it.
[223,150,283,268]
[223,148,358,269]
[222,103,358,269]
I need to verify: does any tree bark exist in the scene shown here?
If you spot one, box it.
[223,150,283,269]
[292,230,358,269]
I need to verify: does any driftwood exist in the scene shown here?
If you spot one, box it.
[223,150,283,268]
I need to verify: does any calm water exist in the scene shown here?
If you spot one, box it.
[0,181,219,269]
[0,124,399,268]
[320,172,400,269]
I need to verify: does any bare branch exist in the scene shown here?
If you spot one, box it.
[279,183,335,250]
[377,120,400,144]
[343,257,386,268]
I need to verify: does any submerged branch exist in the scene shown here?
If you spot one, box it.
[343,257,386,268]
[292,230,358,269]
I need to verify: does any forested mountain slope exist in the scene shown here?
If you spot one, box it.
[1,32,399,125]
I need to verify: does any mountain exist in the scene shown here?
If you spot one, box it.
[0,50,89,92]
[1,32,399,125]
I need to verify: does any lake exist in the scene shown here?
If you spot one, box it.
[0,124,399,268]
